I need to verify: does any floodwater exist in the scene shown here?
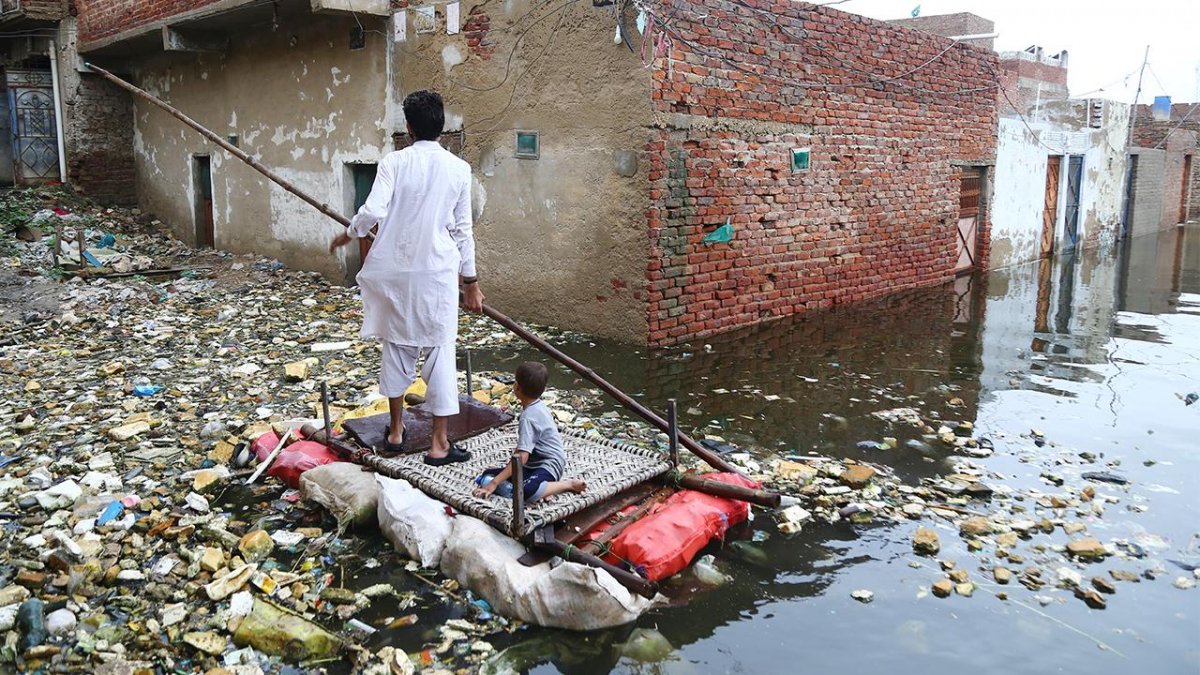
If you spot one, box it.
[352,225,1200,673]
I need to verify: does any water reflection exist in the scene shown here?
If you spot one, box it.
[472,225,1199,674]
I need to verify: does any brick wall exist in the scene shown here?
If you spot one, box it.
[643,0,998,346]
[997,53,1069,116]
[1132,102,1200,148]
[886,12,994,50]
[64,74,135,204]
[76,0,228,44]
[1132,102,1199,224]
[1127,148,1165,237]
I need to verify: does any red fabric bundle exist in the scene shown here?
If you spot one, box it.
[606,472,757,581]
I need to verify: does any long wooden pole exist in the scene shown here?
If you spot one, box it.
[671,473,780,508]
[85,61,742,476]
[478,306,742,474]
[534,539,658,599]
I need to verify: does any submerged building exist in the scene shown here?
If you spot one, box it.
[7,0,1003,346]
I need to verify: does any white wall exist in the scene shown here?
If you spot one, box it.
[989,100,1130,270]
[991,118,1050,269]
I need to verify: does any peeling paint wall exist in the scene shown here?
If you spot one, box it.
[991,118,1049,268]
[990,100,1129,269]
[392,0,652,342]
[132,13,390,281]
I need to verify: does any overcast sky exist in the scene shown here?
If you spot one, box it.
[836,0,1200,104]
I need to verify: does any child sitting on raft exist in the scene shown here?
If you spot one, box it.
[472,362,586,502]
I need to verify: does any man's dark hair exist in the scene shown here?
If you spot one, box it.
[515,362,549,399]
[403,90,445,141]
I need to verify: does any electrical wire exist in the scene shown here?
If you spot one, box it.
[463,6,574,132]
[1072,63,1144,99]
[445,0,581,93]
[1145,62,1170,98]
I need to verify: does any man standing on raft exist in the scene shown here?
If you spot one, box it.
[330,90,483,466]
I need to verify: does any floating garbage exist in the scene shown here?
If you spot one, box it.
[617,628,674,663]
[692,554,731,586]
[729,540,770,567]
[232,597,344,662]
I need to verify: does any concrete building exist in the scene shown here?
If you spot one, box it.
[991,97,1130,268]
[986,47,1129,269]
[1127,102,1199,235]
[52,0,1000,347]
[996,46,1069,118]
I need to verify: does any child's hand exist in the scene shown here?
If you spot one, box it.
[473,484,495,498]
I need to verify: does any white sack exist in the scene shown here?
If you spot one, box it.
[440,515,658,630]
[376,475,453,568]
[300,463,380,529]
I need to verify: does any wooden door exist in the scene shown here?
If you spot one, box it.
[1180,155,1192,224]
[1042,156,1061,257]
[955,168,982,275]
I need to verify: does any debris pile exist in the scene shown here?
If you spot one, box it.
[0,188,661,672]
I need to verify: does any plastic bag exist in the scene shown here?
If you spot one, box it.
[268,441,339,488]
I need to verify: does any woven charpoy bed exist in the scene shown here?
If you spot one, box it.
[370,426,672,533]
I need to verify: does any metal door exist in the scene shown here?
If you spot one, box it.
[1063,155,1083,249]
[955,168,982,275]
[0,89,13,185]
[6,69,59,184]
[1042,156,1061,257]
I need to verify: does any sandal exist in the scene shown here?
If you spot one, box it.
[423,443,472,466]
[379,426,408,456]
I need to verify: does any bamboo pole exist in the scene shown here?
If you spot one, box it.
[667,399,679,468]
[84,61,743,477]
[510,452,525,539]
[478,305,742,475]
[670,473,781,508]
[534,539,658,599]
[320,381,332,452]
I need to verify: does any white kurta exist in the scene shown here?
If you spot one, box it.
[348,141,476,347]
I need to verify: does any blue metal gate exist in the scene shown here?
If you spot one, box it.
[6,69,59,184]
[1064,155,1083,249]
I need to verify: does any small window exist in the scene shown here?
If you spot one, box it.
[515,131,540,159]
[791,147,810,172]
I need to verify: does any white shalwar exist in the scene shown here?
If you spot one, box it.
[348,140,476,417]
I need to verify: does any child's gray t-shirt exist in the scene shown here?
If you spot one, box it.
[516,400,566,480]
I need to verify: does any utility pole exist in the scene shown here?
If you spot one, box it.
[1126,45,1150,152]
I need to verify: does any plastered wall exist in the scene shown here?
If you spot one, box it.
[132,13,391,280]
[392,0,653,342]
